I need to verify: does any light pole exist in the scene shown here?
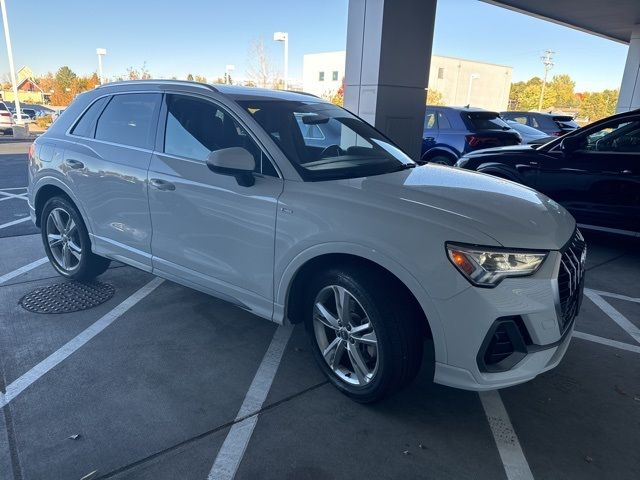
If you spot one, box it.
[273,31,288,90]
[538,49,554,111]
[0,0,22,125]
[466,73,480,106]
[96,48,107,84]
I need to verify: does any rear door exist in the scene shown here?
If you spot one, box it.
[534,118,640,232]
[64,92,161,269]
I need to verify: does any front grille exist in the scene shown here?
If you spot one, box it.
[557,229,587,331]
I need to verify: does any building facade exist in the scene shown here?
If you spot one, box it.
[302,51,513,111]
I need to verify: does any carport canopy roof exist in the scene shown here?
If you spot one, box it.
[483,0,640,43]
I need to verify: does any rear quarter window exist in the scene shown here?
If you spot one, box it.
[70,96,110,138]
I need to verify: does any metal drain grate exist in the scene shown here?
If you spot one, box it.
[19,282,115,314]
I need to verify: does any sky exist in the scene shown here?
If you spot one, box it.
[0,0,630,92]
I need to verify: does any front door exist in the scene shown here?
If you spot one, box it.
[534,118,640,232]
[147,93,283,318]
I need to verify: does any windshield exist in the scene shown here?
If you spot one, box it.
[235,99,414,181]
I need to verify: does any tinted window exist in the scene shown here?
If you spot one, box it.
[164,94,277,176]
[463,111,510,130]
[437,111,452,130]
[583,120,640,153]
[95,93,161,149]
[237,99,414,181]
[70,96,109,138]
[553,116,579,129]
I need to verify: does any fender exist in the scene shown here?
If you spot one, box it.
[274,241,448,364]
[32,174,96,237]
[421,145,459,164]
[476,162,521,182]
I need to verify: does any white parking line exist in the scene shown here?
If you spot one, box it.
[585,289,640,304]
[0,217,30,230]
[573,331,640,354]
[0,277,164,408]
[208,324,293,480]
[479,390,534,480]
[584,290,640,344]
[0,257,48,285]
[0,191,27,202]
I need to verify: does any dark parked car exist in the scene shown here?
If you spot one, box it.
[421,106,521,165]
[457,109,640,235]
[501,111,579,137]
[506,120,555,145]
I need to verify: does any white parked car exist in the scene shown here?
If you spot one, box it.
[0,101,14,134]
[28,81,585,402]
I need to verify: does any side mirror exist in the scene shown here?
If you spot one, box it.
[559,135,581,155]
[206,147,256,187]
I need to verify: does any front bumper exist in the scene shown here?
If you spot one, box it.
[432,246,583,391]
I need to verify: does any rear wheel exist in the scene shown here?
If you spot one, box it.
[304,266,423,403]
[41,196,110,280]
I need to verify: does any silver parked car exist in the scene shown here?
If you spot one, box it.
[28,81,584,402]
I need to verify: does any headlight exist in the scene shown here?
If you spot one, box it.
[446,243,547,287]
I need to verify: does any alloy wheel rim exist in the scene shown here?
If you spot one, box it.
[46,207,82,272]
[313,285,379,386]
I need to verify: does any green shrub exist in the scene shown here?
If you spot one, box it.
[35,115,52,128]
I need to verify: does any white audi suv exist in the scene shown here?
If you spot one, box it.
[28,81,585,402]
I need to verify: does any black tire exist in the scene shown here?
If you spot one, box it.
[304,266,423,403]
[428,155,455,166]
[41,196,111,280]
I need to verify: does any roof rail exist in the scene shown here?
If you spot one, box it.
[96,79,218,92]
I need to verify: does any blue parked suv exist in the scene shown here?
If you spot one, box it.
[421,106,521,165]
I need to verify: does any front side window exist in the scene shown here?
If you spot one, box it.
[583,120,640,153]
[236,99,414,181]
[95,93,161,149]
[164,94,277,176]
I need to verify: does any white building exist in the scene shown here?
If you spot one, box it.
[302,51,513,111]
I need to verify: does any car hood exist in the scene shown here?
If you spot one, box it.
[356,164,574,250]
[463,144,542,156]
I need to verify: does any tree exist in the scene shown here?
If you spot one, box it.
[578,89,618,122]
[426,88,444,106]
[187,73,194,81]
[126,62,151,80]
[246,37,274,88]
[55,66,76,90]
[194,75,207,83]
[548,74,576,108]
[324,79,344,107]
[508,76,556,111]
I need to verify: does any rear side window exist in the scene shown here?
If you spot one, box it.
[424,110,437,129]
[463,112,510,130]
[95,93,161,149]
[437,111,452,130]
[70,96,109,138]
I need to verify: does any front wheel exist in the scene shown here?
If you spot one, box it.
[41,196,111,280]
[304,267,423,403]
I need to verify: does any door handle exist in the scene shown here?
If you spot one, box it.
[621,169,633,175]
[424,136,435,142]
[64,158,85,169]
[529,161,539,168]
[149,178,176,191]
